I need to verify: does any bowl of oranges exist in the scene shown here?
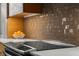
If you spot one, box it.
[13,31,25,39]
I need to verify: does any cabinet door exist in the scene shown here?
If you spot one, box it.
[23,3,43,13]
[9,3,23,16]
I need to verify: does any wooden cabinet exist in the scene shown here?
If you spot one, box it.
[8,3,43,17]
[0,42,5,56]
[23,3,44,13]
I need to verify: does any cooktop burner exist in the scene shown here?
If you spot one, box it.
[23,41,74,51]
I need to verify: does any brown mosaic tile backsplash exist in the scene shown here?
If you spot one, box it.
[24,4,79,45]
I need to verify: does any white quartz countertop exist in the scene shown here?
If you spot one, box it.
[31,47,79,56]
[0,38,77,56]
[0,38,38,43]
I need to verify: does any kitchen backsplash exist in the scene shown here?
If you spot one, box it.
[24,4,79,45]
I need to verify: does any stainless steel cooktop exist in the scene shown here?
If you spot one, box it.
[4,41,75,56]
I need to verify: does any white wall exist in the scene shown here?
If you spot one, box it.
[1,3,7,38]
[0,4,1,37]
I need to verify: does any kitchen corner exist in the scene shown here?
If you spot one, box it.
[1,3,79,56]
